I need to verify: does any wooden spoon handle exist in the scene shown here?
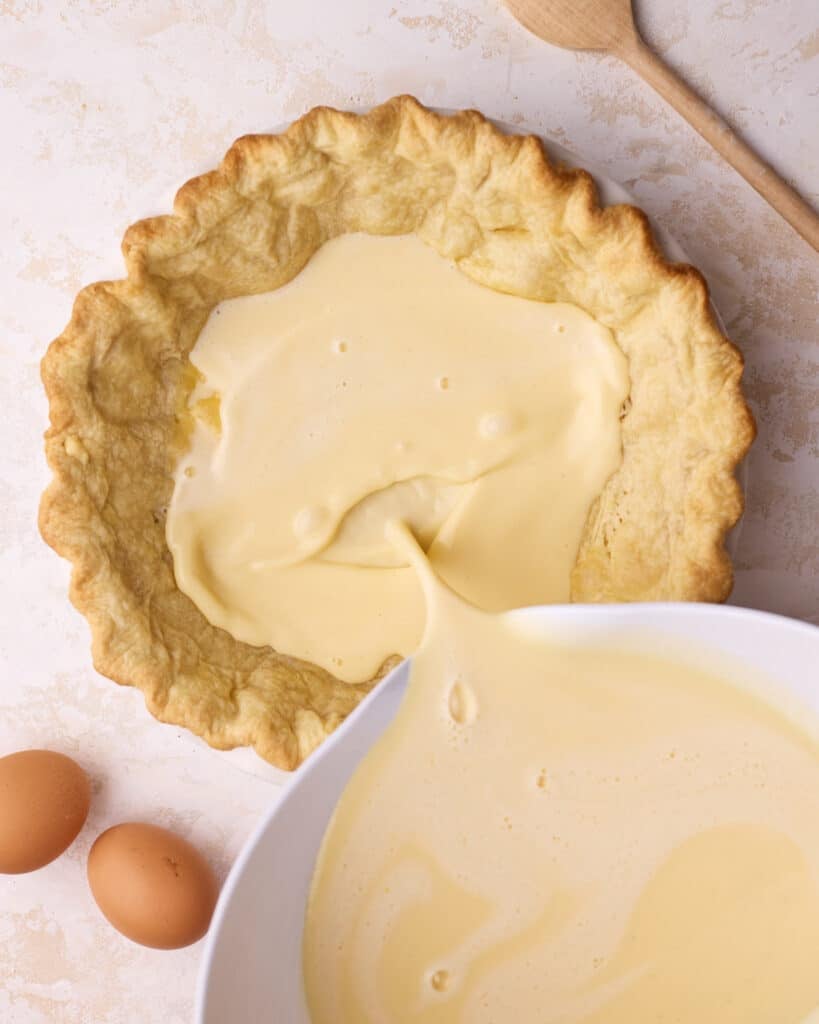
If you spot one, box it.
[621,37,819,251]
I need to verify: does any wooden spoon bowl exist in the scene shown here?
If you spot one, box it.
[507,0,638,54]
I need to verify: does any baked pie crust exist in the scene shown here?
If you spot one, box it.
[40,96,754,768]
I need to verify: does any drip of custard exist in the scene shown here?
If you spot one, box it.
[303,527,819,1024]
[166,233,629,681]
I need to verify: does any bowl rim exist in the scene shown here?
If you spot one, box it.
[195,599,819,1022]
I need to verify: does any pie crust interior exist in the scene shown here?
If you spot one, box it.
[40,96,755,768]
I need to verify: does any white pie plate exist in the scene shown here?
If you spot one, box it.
[196,601,819,1023]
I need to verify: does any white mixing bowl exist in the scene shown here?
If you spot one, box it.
[196,602,819,1024]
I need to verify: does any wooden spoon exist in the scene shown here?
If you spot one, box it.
[505,0,819,251]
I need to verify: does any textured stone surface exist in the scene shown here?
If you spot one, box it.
[0,1,816,1021]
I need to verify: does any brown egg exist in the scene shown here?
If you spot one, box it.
[0,749,91,874]
[87,822,219,949]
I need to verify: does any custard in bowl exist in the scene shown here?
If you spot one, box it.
[198,594,819,1023]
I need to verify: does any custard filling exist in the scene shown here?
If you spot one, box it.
[166,233,629,680]
[303,530,819,1023]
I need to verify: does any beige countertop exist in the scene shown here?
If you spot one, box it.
[1,1,817,1021]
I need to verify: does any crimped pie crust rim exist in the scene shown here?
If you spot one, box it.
[40,96,755,768]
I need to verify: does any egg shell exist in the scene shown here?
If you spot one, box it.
[87,822,220,950]
[0,749,91,874]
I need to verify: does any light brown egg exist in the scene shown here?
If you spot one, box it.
[87,822,219,949]
[0,749,91,874]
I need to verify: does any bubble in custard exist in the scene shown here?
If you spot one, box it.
[430,969,451,992]
[447,681,478,726]
[478,411,515,440]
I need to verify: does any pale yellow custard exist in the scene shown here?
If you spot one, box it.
[303,532,819,1023]
[166,233,629,681]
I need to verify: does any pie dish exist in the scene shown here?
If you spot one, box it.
[40,95,755,769]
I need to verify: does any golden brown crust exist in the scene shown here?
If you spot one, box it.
[40,96,755,768]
